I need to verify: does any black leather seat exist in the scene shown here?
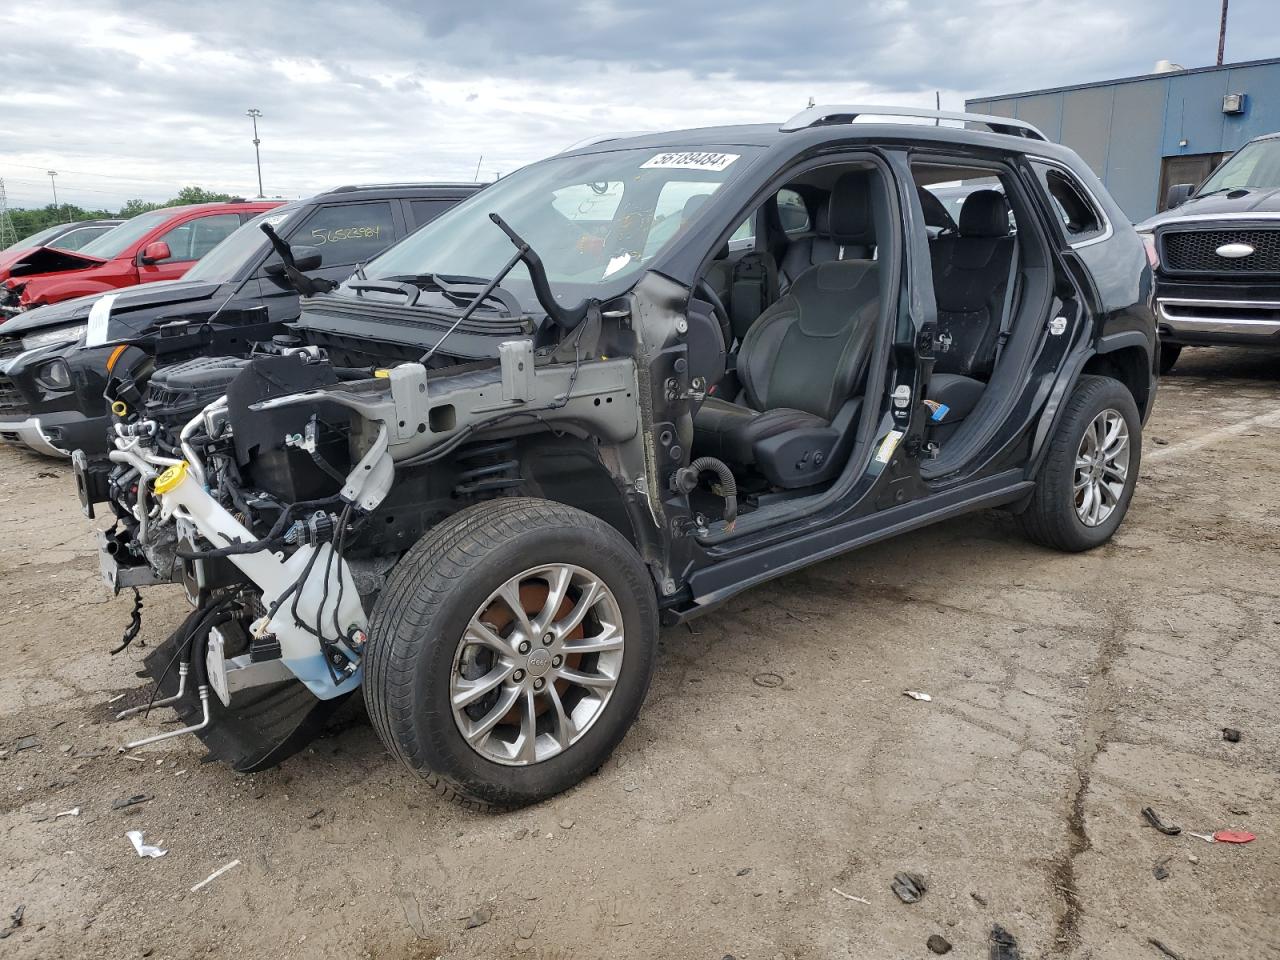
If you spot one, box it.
[925,189,1017,442]
[928,189,1014,378]
[694,171,881,489]
[779,194,873,293]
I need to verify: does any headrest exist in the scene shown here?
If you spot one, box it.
[959,189,1010,238]
[827,171,875,246]
[917,187,953,230]
[681,193,711,222]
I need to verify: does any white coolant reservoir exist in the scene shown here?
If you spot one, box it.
[151,461,365,699]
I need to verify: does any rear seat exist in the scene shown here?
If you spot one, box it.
[925,189,1017,441]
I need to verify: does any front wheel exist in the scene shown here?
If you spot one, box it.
[364,498,659,810]
[1019,375,1141,552]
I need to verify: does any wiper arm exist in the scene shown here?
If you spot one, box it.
[488,213,593,330]
[347,279,420,304]
[387,273,523,316]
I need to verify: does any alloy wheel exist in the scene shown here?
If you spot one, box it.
[450,564,625,766]
[1073,408,1130,527]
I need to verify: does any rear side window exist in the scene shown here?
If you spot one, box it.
[776,188,810,236]
[409,199,457,229]
[1031,163,1107,244]
[156,213,242,262]
[52,225,113,251]
[297,201,397,267]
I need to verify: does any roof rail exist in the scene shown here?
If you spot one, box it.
[780,104,1048,141]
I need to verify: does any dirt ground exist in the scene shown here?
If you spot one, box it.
[2,346,1278,960]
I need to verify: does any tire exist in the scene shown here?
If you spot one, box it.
[1158,343,1181,375]
[364,497,659,810]
[1019,375,1141,552]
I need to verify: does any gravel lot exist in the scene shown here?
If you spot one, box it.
[2,346,1277,960]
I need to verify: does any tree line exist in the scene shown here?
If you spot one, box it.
[8,187,241,243]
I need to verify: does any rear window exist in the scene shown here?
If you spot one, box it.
[1031,163,1107,243]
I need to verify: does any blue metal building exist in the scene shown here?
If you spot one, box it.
[966,57,1280,222]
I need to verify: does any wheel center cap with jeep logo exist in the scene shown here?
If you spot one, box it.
[526,647,553,677]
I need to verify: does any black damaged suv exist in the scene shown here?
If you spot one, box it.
[89,106,1155,808]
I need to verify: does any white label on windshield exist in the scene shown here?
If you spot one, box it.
[262,212,290,228]
[603,253,632,278]
[85,293,118,348]
[641,152,740,172]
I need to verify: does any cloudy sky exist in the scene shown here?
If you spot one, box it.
[2,0,1278,210]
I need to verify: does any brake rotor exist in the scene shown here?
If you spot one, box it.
[478,579,586,723]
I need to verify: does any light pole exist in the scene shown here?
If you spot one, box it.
[47,170,59,215]
[246,108,264,198]
[1217,0,1229,66]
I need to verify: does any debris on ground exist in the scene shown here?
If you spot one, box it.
[190,859,241,893]
[1142,806,1181,835]
[752,672,783,688]
[904,691,932,702]
[13,736,40,752]
[54,807,80,819]
[1148,937,1186,960]
[1187,831,1216,843]
[831,887,870,904]
[1153,855,1171,880]
[1214,830,1255,844]
[971,891,989,906]
[560,818,575,830]
[891,872,927,903]
[989,924,1020,960]
[735,867,751,876]
[927,933,953,954]
[0,906,24,940]
[1222,727,1241,743]
[464,905,492,929]
[112,794,153,811]
[126,831,166,858]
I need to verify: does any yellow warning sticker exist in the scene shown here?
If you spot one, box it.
[874,430,905,465]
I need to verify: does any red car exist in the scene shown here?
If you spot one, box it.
[0,200,282,319]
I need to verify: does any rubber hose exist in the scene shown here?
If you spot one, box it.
[688,456,738,528]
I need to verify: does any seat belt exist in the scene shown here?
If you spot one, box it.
[993,238,1019,365]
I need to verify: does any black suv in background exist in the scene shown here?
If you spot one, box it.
[0,183,484,455]
[1137,131,1280,372]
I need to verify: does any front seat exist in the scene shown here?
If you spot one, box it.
[694,171,881,489]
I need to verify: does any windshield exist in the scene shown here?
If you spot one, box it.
[78,208,176,260]
[1198,138,1280,195]
[359,145,761,315]
[184,207,296,283]
[3,222,77,254]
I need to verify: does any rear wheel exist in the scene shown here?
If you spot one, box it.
[1019,375,1141,552]
[364,498,658,809]
[1159,344,1182,375]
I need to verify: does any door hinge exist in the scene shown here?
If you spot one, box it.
[905,437,939,459]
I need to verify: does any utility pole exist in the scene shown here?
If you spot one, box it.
[246,108,265,198]
[47,170,59,216]
[1217,0,1229,66]
[0,180,18,248]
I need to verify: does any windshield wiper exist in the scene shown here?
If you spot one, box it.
[488,214,593,331]
[386,273,523,316]
[418,214,595,363]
